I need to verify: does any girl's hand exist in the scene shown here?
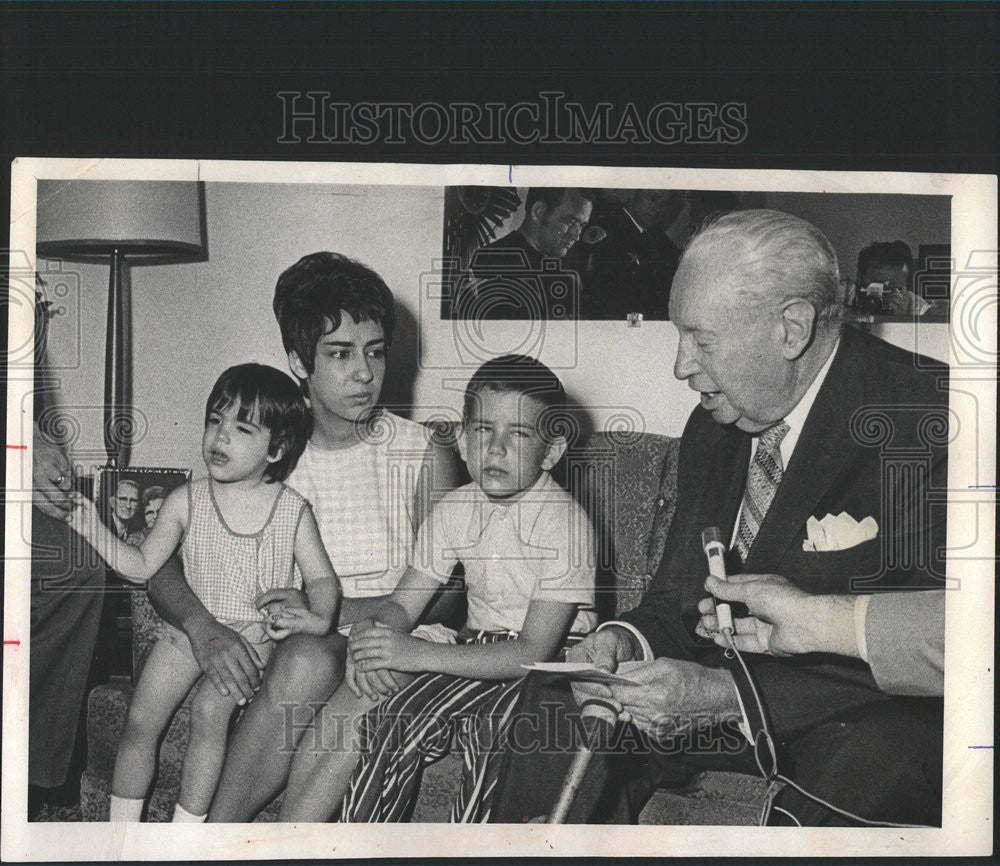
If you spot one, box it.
[263,603,291,641]
[256,586,309,613]
[349,625,426,673]
[66,491,97,537]
[259,588,313,640]
[266,604,331,638]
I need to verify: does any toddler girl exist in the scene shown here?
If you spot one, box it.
[68,363,340,822]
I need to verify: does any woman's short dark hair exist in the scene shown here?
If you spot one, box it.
[273,252,396,377]
[205,364,312,483]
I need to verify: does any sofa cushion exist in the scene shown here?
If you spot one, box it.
[567,432,679,617]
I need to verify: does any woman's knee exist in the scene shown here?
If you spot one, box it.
[265,634,346,701]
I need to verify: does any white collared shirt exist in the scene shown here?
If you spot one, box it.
[415,471,597,634]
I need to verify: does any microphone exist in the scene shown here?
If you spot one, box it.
[701,527,734,634]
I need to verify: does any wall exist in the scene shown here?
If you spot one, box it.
[44,182,950,475]
[765,192,951,281]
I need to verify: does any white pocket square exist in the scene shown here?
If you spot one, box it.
[803,512,878,552]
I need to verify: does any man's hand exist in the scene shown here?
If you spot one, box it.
[186,614,265,705]
[883,289,919,316]
[32,435,74,520]
[566,626,638,672]
[698,573,857,658]
[591,658,740,743]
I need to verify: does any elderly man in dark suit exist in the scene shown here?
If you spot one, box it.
[491,209,946,826]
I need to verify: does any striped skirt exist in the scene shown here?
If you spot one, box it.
[341,631,523,823]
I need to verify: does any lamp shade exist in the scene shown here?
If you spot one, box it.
[36,180,203,259]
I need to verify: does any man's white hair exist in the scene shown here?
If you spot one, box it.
[115,479,139,495]
[685,209,845,333]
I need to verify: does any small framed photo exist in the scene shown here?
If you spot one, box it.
[94,465,191,550]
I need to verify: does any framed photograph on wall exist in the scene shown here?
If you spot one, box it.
[443,186,952,325]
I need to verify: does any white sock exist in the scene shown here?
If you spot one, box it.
[172,802,207,823]
[109,794,144,822]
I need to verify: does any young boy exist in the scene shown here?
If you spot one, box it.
[149,252,460,821]
[340,354,597,823]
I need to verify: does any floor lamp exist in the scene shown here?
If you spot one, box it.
[36,180,204,468]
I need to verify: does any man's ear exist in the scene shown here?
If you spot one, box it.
[779,299,817,360]
[287,351,308,381]
[455,423,468,465]
[266,444,285,465]
[540,436,568,471]
[529,200,548,225]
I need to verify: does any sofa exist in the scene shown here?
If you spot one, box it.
[80,430,764,823]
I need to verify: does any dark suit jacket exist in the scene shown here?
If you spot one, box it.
[621,326,948,740]
[453,230,584,321]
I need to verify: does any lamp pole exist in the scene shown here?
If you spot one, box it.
[104,247,132,467]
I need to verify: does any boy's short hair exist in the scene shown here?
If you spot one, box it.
[206,364,312,483]
[273,251,396,377]
[462,354,568,443]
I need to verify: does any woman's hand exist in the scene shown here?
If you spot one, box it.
[346,649,406,701]
[349,624,428,674]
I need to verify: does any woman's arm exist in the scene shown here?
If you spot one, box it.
[351,599,578,682]
[342,567,445,700]
[68,486,186,583]
[340,594,393,625]
[365,566,445,633]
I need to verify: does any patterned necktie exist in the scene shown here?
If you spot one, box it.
[734,420,790,564]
